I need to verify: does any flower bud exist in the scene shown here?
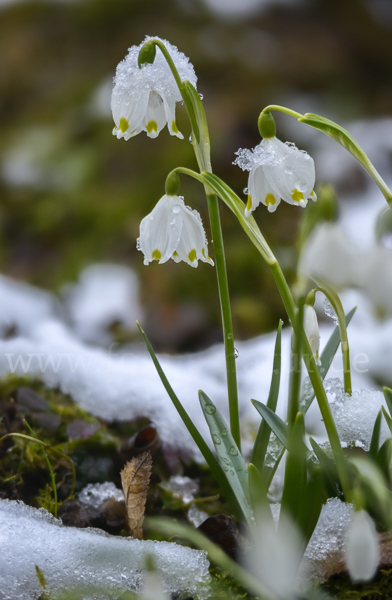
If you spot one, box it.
[346,510,379,582]
[303,304,321,366]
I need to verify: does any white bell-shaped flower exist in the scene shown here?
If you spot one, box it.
[303,304,321,366]
[345,510,379,582]
[111,36,197,141]
[137,195,214,268]
[234,137,316,216]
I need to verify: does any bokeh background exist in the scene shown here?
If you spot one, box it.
[1,0,392,352]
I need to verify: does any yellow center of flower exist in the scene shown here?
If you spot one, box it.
[265,193,276,207]
[152,249,161,261]
[146,120,158,133]
[172,121,179,134]
[188,249,197,262]
[246,195,253,212]
[291,188,304,203]
[119,118,129,133]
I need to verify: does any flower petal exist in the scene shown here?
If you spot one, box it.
[174,203,213,267]
[346,510,379,582]
[248,163,281,215]
[263,138,315,207]
[138,195,183,264]
[111,87,149,140]
[303,305,321,365]
[141,91,168,139]
[162,95,184,139]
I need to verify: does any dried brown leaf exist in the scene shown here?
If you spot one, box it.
[120,451,152,539]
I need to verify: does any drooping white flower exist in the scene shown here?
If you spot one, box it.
[303,305,321,366]
[139,571,171,600]
[137,195,214,268]
[345,510,379,582]
[111,36,197,141]
[234,138,316,216]
[246,508,303,599]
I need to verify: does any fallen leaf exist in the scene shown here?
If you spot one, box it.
[120,451,152,539]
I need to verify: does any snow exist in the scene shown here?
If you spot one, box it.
[0,499,210,600]
[62,263,141,346]
[301,498,354,584]
[78,482,125,508]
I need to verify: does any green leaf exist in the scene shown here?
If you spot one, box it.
[181,82,200,144]
[281,412,307,521]
[248,462,271,518]
[299,113,392,206]
[137,322,241,519]
[182,81,212,172]
[369,409,383,461]
[251,321,282,471]
[296,466,325,547]
[146,517,276,600]
[309,437,340,497]
[199,390,253,527]
[252,400,289,449]
[300,307,357,414]
[383,387,392,417]
[382,406,392,436]
[376,438,392,481]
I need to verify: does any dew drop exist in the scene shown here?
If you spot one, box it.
[205,404,216,415]
[234,348,239,359]
[189,135,193,143]
[172,206,181,214]
[229,446,238,456]
[227,333,233,340]
[212,434,221,445]
[243,187,249,195]
[198,93,204,100]
[221,428,228,436]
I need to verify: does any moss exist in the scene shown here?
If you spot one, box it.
[322,568,392,599]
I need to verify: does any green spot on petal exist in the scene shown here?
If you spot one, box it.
[146,120,158,133]
[291,188,304,203]
[119,118,129,133]
[173,251,179,257]
[172,120,179,134]
[265,193,276,207]
[152,249,161,261]
[188,249,197,262]
[246,195,252,212]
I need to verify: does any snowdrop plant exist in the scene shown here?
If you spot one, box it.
[112,36,392,595]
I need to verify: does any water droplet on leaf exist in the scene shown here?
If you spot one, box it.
[205,404,216,415]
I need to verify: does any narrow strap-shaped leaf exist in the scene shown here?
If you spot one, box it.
[300,307,357,414]
[180,82,200,144]
[299,113,392,207]
[309,437,341,498]
[382,406,392,436]
[248,462,271,519]
[251,321,282,471]
[252,400,289,449]
[376,438,392,481]
[296,466,325,548]
[137,322,242,518]
[199,390,253,527]
[280,412,307,522]
[369,409,383,461]
[383,387,392,417]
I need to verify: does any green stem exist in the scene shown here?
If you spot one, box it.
[24,420,57,517]
[287,305,303,428]
[262,105,304,120]
[269,262,351,500]
[147,40,241,450]
[311,282,352,396]
[206,193,241,449]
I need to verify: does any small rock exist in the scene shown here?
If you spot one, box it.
[16,387,49,413]
[197,514,242,560]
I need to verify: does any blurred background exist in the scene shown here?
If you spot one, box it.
[0,0,392,353]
